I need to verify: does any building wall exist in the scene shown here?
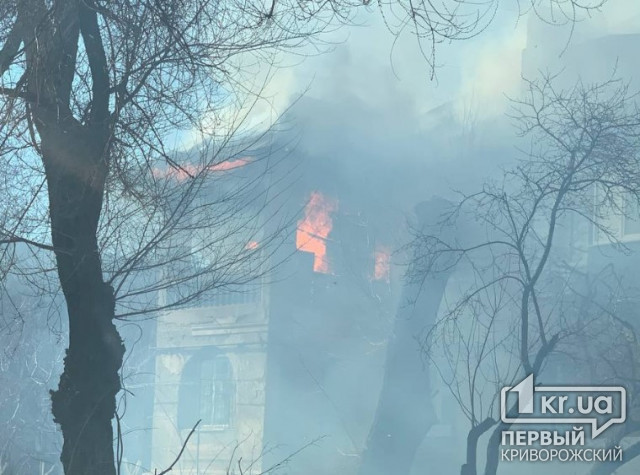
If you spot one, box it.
[150,298,269,474]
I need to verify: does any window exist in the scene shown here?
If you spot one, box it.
[623,195,640,237]
[178,351,235,430]
[199,356,234,427]
[593,185,620,244]
[591,186,640,243]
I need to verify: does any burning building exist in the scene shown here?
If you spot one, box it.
[130,153,399,474]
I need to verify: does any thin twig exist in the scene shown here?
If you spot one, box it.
[155,419,201,475]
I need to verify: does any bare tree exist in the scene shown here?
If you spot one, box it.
[0,0,611,474]
[410,74,640,475]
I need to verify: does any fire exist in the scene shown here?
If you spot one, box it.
[296,191,338,273]
[208,159,250,172]
[153,158,250,181]
[373,245,391,282]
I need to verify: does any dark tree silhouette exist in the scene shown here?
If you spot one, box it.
[411,74,640,475]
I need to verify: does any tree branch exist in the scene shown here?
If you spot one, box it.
[0,17,23,76]
[0,235,57,253]
[155,419,201,475]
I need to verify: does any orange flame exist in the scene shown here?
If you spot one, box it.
[208,159,250,172]
[373,245,391,282]
[153,158,250,181]
[296,191,338,273]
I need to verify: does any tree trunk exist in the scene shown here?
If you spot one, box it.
[482,424,503,475]
[359,199,454,475]
[41,124,124,475]
[461,418,495,475]
[50,275,124,475]
[19,1,124,471]
[358,273,450,475]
